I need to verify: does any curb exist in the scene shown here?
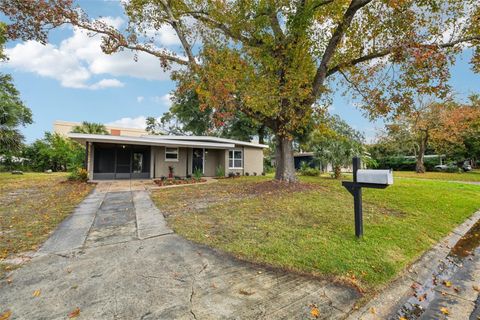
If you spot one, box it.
[347,209,480,320]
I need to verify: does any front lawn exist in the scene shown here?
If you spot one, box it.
[151,175,480,293]
[0,172,94,277]
[394,170,480,182]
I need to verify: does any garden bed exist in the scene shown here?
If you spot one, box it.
[154,178,207,186]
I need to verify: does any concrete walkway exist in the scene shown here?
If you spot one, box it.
[0,183,359,319]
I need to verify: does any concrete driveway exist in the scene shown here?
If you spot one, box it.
[0,182,359,319]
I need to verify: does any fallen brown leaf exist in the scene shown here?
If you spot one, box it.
[68,307,80,318]
[443,280,452,288]
[440,307,449,315]
[473,285,480,292]
[238,289,255,296]
[0,310,12,320]
[310,306,320,318]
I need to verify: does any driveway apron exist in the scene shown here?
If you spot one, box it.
[1,182,360,319]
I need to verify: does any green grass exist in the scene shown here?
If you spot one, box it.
[0,172,94,277]
[394,170,480,182]
[151,175,480,293]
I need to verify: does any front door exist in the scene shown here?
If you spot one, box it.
[115,146,131,179]
[192,148,203,174]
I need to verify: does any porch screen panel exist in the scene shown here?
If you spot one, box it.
[94,145,115,173]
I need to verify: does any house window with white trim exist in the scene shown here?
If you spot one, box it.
[229,149,243,169]
[165,147,179,161]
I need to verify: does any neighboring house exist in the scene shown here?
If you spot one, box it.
[54,120,147,137]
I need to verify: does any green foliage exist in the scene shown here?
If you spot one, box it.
[298,162,320,176]
[24,132,85,172]
[0,74,32,153]
[375,156,440,171]
[193,167,203,180]
[68,167,88,182]
[0,23,32,153]
[147,86,268,143]
[215,165,225,177]
[307,114,364,177]
[71,121,109,134]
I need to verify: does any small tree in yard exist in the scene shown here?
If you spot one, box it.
[3,1,480,182]
[307,114,364,179]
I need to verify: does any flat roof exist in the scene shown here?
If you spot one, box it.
[146,135,268,148]
[68,133,235,149]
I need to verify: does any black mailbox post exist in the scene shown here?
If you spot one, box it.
[342,157,392,238]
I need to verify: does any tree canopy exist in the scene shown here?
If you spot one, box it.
[305,113,364,178]
[71,121,109,135]
[0,22,32,153]
[146,85,268,143]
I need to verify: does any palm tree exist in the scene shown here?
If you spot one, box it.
[71,121,109,134]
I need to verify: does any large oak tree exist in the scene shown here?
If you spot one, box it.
[3,0,479,181]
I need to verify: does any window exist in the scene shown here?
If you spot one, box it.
[132,153,143,173]
[165,147,179,161]
[229,149,243,169]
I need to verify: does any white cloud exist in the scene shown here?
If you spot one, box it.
[152,93,173,107]
[90,79,125,90]
[106,116,148,129]
[137,96,145,103]
[3,16,179,89]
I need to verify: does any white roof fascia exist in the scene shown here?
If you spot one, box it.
[67,133,235,149]
[144,135,268,148]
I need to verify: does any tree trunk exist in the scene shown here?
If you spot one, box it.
[415,153,425,173]
[258,125,266,145]
[274,135,297,182]
[334,165,341,179]
[416,132,428,173]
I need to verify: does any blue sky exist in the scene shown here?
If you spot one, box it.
[1,1,479,143]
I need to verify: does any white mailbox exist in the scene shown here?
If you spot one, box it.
[356,169,393,185]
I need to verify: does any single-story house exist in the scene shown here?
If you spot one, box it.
[68,133,267,180]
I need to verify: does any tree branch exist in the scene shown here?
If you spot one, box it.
[70,20,190,66]
[311,0,373,98]
[312,0,336,11]
[326,34,480,77]
[186,11,264,47]
[158,0,196,65]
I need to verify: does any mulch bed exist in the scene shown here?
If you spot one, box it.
[154,178,207,187]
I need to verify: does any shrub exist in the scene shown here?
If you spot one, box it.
[299,161,320,176]
[245,172,250,176]
[253,172,257,176]
[215,165,225,177]
[193,167,203,180]
[68,167,88,182]
[228,172,235,178]
[300,167,321,176]
[374,156,440,171]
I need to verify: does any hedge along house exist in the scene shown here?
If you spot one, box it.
[67,133,267,180]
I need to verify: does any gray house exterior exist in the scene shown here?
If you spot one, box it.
[68,133,266,180]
